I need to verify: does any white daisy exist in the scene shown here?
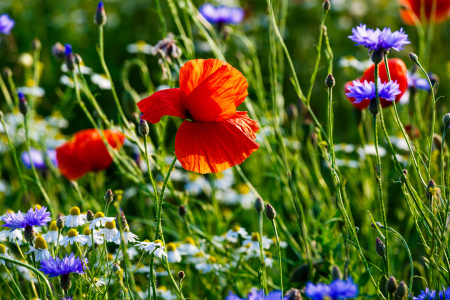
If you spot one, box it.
[91,74,112,90]
[178,237,200,255]
[264,252,274,268]
[0,227,23,243]
[41,221,61,246]
[241,233,273,255]
[17,85,45,98]
[62,206,87,227]
[136,239,167,259]
[99,220,119,243]
[166,243,181,263]
[61,62,93,74]
[225,225,248,243]
[88,212,115,230]
[195,256,220,274]
[25,236,50,262]
[157,286,177,300]
[214,168,234,190]
[0,244,12,265]
[112,226,139,245]
[126,41,153,54]
[79,227,104,247]
[60,229,86,247]
[184,173,211,196]
[60,75,81,88]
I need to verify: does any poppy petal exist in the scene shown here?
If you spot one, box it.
[137,88,186,124]
[179,59,248,107]
[175,112,260,173]
[56,142,90,180]
[399,0,450,25]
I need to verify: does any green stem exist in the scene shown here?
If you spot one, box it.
[149,255,157,300]
[258,211,267,293]
[442,127,447,200]
[271,220,283,295]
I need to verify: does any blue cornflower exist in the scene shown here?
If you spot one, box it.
[226,289,289,300]
[306,278,359,300]
[346,79,401,104]
[65,44,73,56]
[414,287,450,300]
[21,148,58,170]
[408,73,431,91]
[199,4,244,25]
[0,14,15,35]
[2,206,51,230]
[348,24,410,52]
[39,253,88,278]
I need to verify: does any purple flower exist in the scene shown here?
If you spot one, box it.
[413,287,450,299]
[2,206,51,230]
[39,253,88,278]
[346,79,401,104]
[199,4,244,24]
[0,14,15,35]
[65,44,73,56]
[408,73,431,91]
[21,148,58,170]
[306,278,358,300]
[348,24,410,52]
[226,290,289,300]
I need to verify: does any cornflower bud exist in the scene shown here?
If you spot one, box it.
[31,38,41,51]
[331,265,342,280]
[24,225,35,244]
[254,197,264,213]
[139,118,149,136]
[369,98,379,115]
[265,203,276,220]
[178,205,187,217]
[371,49,383,64]
[443,113,450,126]
[60,274,72,291]
[177,271,185,280]
[322,0,331,11]
[18,92,29,116]
[56,216,65,229]
[395,281,407,299]
[104,189,114,204]
[95,1,107,26]
[52,42,65,61]
[375,237,386,257]
[285,288,302,300]
[409,52,419,64]
[325,73,335,88]
[86,210,95,222]
[386,276,397,294]
[64,44,75,71]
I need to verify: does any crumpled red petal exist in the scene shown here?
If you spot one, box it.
[137,88,186,124]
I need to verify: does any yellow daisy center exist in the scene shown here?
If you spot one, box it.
[154,239,163,246]
[49,221,58,231]
[35,236,48,250]
[33,204,42,210]
[194,252,204,257]
[159,286,168,292]
[0,244,6,254]
[184,236,195,245]
[166,242,176,251]
[251,232,260,242]
[143,239,150,243]
[26,78,36,87]
[232,225,240,232]
[105,220,116,230]
[95,212,105,219]
[70,206,81,216]
[83,227,92,235]
[237,183,250,194]
[265,251,272,258]
[67,229,78,238]
[208,256,217,263]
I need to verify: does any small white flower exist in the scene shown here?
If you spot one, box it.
[126,41,153,54]
[62,63,93,74]
[166,243,181,263]
[89,212,115,230]
[241,233,273,255]
[195,256,220,274]
[178,237,200,255]
[25,237,50,262]
[112,226,139,245]
[334,143,356,153]
[79,227,104,247]
[0,227,23,243]
[99,220,119,243]
[157,287,177,300]
[184,173,211,196]
[17,86,45,97]
[89,277,105,288]
[62,206,87,227]
[0,244,12,265]
[91,74,112,90]
[60,75,80,88]
[42,221,61,245]
[214,168,234,190]
[136,239,167,259]
[60,229,86,247]
[225,225,248,243]
[357,145,386,159]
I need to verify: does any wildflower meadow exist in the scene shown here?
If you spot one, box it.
[1,0,450,299]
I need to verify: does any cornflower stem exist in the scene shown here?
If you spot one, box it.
[411,56,437,182]
[258,211,268,294]
[442,126,448,199]
[271,219,283,295]
[382,54,426,187]
[154,157,177,241]
[6,73,19,106]
[148,255,157,300]
[97,26,130,131]
[31,251,45,298]
[373,63,390,278]
[23,115,54,215]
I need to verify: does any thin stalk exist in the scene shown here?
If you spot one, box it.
[271,219,283,294]
[154,0,167,37]
[4,267,26,299]
[149,255,157,300]
[258,211,267,293]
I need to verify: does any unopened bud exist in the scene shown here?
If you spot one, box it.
[24,225,35,244]
[265,203,276,220]
[371,49,383,64]
[86,210,95,222]
[177,270,185,280]
[322,0,331,11]
[369,98,379,115]
[64,44,75,71]
[95,1,107,26]
[31,38,41,51]
[18,92,29,116]
[52,42,65,61]
[386,276,397,294]
[409,52,419,64]
[395,281,407,298]
[178,205,187,217]
[375,237,385,257]
[138,118,149,136]
[60,274,72,291]
[443,113,450,126]
[331,265,342,280]
[112,263,121,272]
[56,216,65,229]
[325,73,335,88]
[74,54,83,66]
[254,197,264,213]
[285,288,302,300]
[426,179,437,198]
[2,67,12,77]
[104,189,114,204]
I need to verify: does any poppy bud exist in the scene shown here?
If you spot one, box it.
[18,92,29,116]
[443,113,450,126]
[325,73,335,88]
[254,197,264,213]
[369,98,379,115]
[386,276,397,294]
[2,67,12,77]
[322,0,331,11]
[409,52,419,64]
[177,270,185,280]
[331,265,342,280]
[178,205,187,217]
[95,1,107,26]
[24,225,35,244]
[74,54,83,66]
[112,263,121,273]
[285,288,302,300]
[56,216,65,229]
[86,210,95,222]
[64,44,75,71]
[265,203,276,220]
[371,49,383,64]
[375,237,385,257]
[104,189,114,204]
[139,118,149,136]
[60,274,72,291]
[31,38,41,51]
[52,42,65,61]
[426,179,437,198]
[395,281,407,298]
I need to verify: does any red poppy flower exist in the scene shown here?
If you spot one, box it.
[56,129,126,180]
[345,58,408,110]
[399,0,450,25]
[137,58,260,174]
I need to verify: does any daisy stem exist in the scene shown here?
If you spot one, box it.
[154,157,177,241]
[271,219,283,295]
[148,255,157,300]
[258,211,268,294]
[374,63,390,280]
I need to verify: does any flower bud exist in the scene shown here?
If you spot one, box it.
[60,274,72,291]
[409,52,419,64]
[112,263,121,273]
[52,42,65,61]
[24,225,35,244]
[426,179,437,198]
[375,237,385,257]
[74,54,83,66]
[31,38,41,51]
[95,1,107,26]
[331,265,342,280]
[369,98,379,115]
[325,73,335,88]
[56,216,65,229]
[2,67,12,77]
[18,92,29,116]
[139,118,149,136]
[285,288,302,300]
[322,0,331,11]
[371,49,383,64]
[395,281,407,298]
[177,270,185,280]
[64,44,75,71]
[86,210,95,222]
[254,197,264,213]
[178,205,187,217]
[386,276,397,294]
[443,113,450,126]
[265,203,276,220]
[104,189,114,204]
